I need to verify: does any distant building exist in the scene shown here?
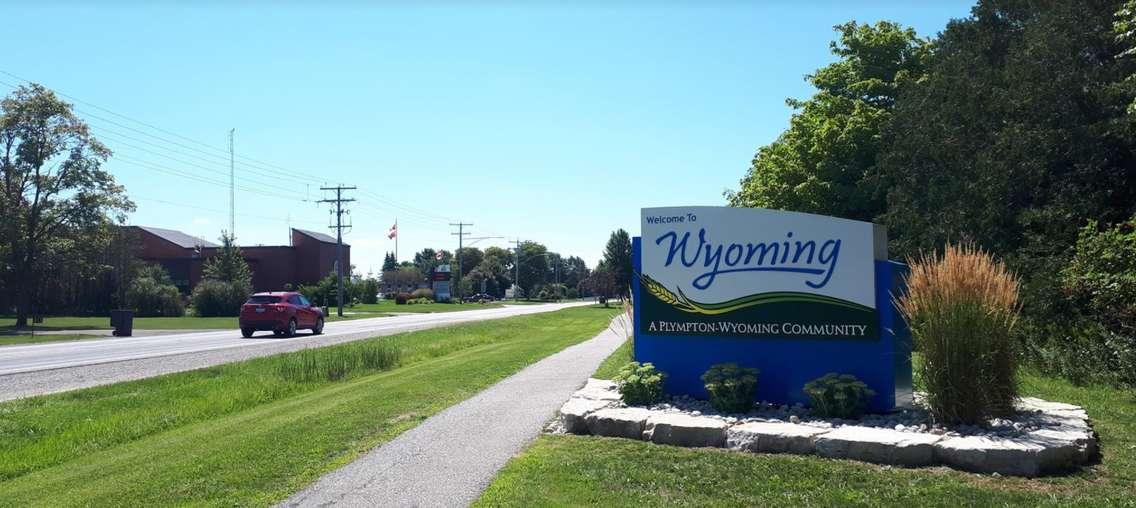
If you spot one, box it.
[127,226,350,293]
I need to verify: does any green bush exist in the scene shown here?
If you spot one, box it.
[613,362,666,406]
[899,244,1019,424]
[125,264,184,317]
[803,373,876,418]
[701,363,759,413]
[395,293,410,305]
[1026,216,1136,389]
[411,288,434,300]
[190,279,251,317]
[407,297,433,305]
[360,278,379,304]
[274,341,400,382]
[1021,317,1136,388]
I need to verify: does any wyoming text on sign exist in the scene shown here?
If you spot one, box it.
[638,206,878,340]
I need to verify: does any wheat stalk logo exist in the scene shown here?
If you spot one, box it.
[638,272,872,315]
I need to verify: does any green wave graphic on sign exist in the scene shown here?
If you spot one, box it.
[638,273,872,316]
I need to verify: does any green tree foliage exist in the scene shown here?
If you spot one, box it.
[0,84,134,326]
[381,252,398,272]
[878,1,1136,263]
[515,241,549,297]
[191,232,253,317]
[125,264,184,317]
[476,246,513,298]
[413,248,451,277]
[727,21,929,221]
[602,229,632,297]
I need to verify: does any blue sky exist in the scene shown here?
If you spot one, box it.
[1,1,972,273]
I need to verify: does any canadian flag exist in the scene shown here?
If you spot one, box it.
[387,222,397,239]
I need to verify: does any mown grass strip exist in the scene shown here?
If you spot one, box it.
[476,349,1136,506]
[0,305,617,506]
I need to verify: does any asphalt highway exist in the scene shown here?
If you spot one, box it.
[0,302,590,401]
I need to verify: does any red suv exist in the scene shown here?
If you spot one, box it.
[239,292,325,338]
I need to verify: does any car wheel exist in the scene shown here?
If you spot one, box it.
[313,317,324,335]
[286,318,297,337]
[241,328,254,338]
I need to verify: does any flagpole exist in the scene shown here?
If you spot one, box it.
[395,218,398,263]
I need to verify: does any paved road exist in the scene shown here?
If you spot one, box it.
[282,315,627,508]
[0,302,589,401]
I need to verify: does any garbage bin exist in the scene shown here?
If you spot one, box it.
[110,309,134,337]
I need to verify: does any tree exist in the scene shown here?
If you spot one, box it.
[455,247,483,280]
[515,241,549,297]
[477,246,513,298]
[0,84,133,326]
[191,232,253,316]
[382,252,398,271]
[602,229,633,297]
[876,0,1136,317]
[125,263,184,317]
[560,256,589,291]
[582,262,618,305]
[726,21,929,221]
[413,248,451,278]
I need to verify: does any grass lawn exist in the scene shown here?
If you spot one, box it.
[475,340,1136,507]
[0,334,103,347]
[0,305,618,506]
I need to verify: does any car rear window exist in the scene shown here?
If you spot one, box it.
[246,295,282,304]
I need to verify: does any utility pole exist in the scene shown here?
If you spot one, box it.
[510,238,522,301]
[450,222,472,302]
[318,185,356,317]
[228,128,235,236]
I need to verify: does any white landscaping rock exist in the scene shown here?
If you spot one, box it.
[559,398,615,434]
[572,378,622,402]
[727,422,829,454]
[815,426,942,466]
[586,408,652,440]
[643,413,728,448]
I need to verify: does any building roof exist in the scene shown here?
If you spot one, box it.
[137,226,219,249]
[293,228,340,244]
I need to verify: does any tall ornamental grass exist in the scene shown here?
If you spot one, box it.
[899,244,1020,424]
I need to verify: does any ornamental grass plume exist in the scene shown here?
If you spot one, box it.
[898,243,1021,424]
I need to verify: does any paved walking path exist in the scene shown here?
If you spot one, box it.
[282,315,628,507]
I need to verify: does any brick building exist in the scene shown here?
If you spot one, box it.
[128,226,349,293]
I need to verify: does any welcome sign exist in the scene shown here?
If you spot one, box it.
[632,206,911,411]
[639,206,878,340]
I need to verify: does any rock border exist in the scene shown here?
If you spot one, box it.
[557,379,1097,477]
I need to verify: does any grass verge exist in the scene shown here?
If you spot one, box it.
[0,305,618,506]
[0,334,103,347]
[476,350,1136,506]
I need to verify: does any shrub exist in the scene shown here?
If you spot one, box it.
[274,341,400,382]
[411,288,434,300]
[125,264,184,317]
[395,293,410,305]
[898,243,1020,424]
[701,363,759,413]
[407,297,433,305]
[804,373,876,418]
[613,362,666,405]
[360,278,379,304]
[191,279,251,317]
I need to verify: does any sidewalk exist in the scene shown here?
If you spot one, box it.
[282,315,628,507]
